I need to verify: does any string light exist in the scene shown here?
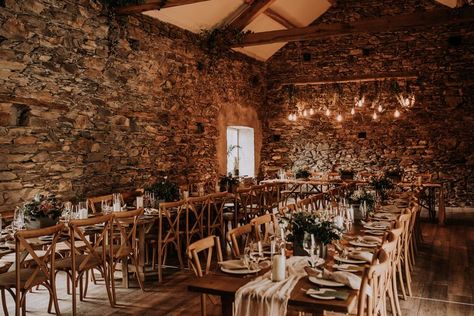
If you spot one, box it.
[377,104,383,112]
[394,109,401,118]
[325,108,331,116]
[303,109,308,117]
[372,111,378,120]
[309,108,315,115]
[350,107,355,115]
[336,113,343,122]
[356,96,365,108]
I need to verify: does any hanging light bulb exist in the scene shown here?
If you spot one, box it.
[288,113,292,121]
[372,111,378,120]
[309,108,315,115]
[325,108,331,116]
[356,96,365,108]
[377,104,383,112]
[350,107,355,115]
[336,113,343,122]
[303,109,308,117]
[394,109,401,118]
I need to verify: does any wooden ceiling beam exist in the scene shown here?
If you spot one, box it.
[228,0,278,31]
[264,8,299,29]
[277,72,418,86]
[115,0,211,15]
[233,6,474,47]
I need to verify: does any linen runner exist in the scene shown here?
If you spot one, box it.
[234,256,307,316]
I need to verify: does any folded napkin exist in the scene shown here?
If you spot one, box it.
[359,236,382,244]
[348,251,373,263]
[219,259,248,270]
[322,269,371,296]
[307,288,350,300]
[234,256,308,316]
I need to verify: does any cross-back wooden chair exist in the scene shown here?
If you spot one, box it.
[187,235,223,316]
[55,214,114,315]
[296,197,313,212]
[278,203,297,217]
[310,193,325,211]
[109,209,144,305]
[386,224,404,316]
[207,192,227,239]
[236,187,259,223]
[262,183,279,214]
[87,194,124,213]
[157,200,185,282]
[226,223,253,258]
[185,196,207,251]
[0,223,64,316]
[396,211,412,300]
[380,232,399,316]
[357,249,391,316]
[250,214,279,244]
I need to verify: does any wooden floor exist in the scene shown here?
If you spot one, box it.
[3,209,474,316]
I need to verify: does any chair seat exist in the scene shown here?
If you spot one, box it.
[0,250,48,264]
[56,254,102,272]
[97,244,132,259]
[55,241,87,252]
[0,268,47,289]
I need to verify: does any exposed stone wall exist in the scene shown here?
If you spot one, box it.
[0,0,266,210]
[262,1,474,206]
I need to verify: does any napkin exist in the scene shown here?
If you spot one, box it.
[219,259,249,270]
[307,288,350,300]
[322,269,370,296]
[359,236,382,244]
[348,251,373,263]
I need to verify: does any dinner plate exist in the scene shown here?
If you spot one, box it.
[333,255,365,264]
[307,288,338,300]
[363,230,385,236]
[349,241,378,248]
[221,267,261,275]
[308,276,345,287]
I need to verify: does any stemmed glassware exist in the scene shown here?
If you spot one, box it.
[303,233,320,267]
[13,207,25,231]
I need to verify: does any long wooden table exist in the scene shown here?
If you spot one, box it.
[398,182,446,225]
[187,268,358,316]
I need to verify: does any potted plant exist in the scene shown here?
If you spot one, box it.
[369,175,394,203]
[21,194,63,229]
[281,212,342,258]
[145,177,180,205]
[219,173,240,193]
[295,169,311,179]
[227,145,241,177]
[339,169,355,180]
[384,167,404,183]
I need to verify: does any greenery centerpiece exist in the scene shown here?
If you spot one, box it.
[21,194,63,229]
[219,173,240,193]
[349,189,376,218]
[339,169,355,180]
[145,177,180,204]
[295,169,311,179]
[369,175,394,203]
[281,212,342,258]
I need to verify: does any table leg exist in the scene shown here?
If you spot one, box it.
[438,185,446,225]
[137,224,146,284]
[221,295,234,316]
[121,234,129,288]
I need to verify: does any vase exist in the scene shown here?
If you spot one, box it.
[25,216,58,230]
[318,242,327,260]
[292,241,308,256]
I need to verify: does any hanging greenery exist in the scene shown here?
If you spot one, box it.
[199,26,251,58]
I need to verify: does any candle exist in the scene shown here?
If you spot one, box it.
[257,241,263,256]
[113,201,121,212]
[270,240,276,256]
[310,234,315,248]
[136,196,144,209]
[271,255,286,282]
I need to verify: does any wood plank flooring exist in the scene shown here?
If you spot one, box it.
[3,209,474,315]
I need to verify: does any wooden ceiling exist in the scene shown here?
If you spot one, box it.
[116,0,473,61]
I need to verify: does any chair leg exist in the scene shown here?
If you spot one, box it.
[397,261,407,300]
[79,274,84,302]
[200,293,206,316]
[111,263,117,306]
[1,289,9,316]
[102,265,115,308]
[21,292,26,316]
[72,274,77,316]
[392,269,402,316]
[404,257,413,296]
[387,279,396,316]
[132,257,145,292]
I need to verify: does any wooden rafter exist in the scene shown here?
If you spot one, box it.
[264,8,299,29]
[115,0,211,15]
[233,6,474,46]
[277,72,418,86]
[228,0,278,31]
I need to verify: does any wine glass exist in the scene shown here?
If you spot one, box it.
[303,233,317,267]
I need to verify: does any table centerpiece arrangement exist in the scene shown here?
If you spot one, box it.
[19,193,64,229]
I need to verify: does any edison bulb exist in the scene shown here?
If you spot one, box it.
[325,108,331,116]
[377,105,383,112]
[303,109,308,117]
[350,108,355,115]
[309,108,315,115]
[336,113,343,122]
[372,112,378,120]
[394,109,401,118]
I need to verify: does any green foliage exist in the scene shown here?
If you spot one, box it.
[219,173,240,192]
[369,175,394,202]
[295,169,311,179]
[146,178,180,202]
[349,189,375,212]
[21,194,63,220]
[199,26,251,57]
[282,212,342,245]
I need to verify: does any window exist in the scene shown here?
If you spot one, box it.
[226,126,255,177]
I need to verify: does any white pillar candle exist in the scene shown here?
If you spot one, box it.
[80,208,88,219]
[113,201,121,212]
[257,241,263,256]
[271,254,286,282]
[136,196,144,209]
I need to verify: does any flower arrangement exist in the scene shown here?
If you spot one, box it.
[145,177,180,202]
[281,212,342,245]
[369,175,394,202]
[295,169,311,179]
[21,194,63,222]
[349,189,375,212]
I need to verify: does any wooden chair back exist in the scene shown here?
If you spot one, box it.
[87,194,124,213]
[207,192,228,237]
[227,223,253,258]
[358,249,391,316]
[111,208,143,259]
[187,235,223,278]
[250,214,279,243]
[297,197,313,212]
[185,196,208,249]
[310,193,325,211]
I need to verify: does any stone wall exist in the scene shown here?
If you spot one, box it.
[262,0,474,206]
[0,0,266,210]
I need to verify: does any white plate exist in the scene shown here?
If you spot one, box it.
[307,288,337,300]
[334,255,365,264]
[363,225,387,231]
[309,276,345,287]
[363,230,385,236]
[349,241,378,248]
[221,267,261,275]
